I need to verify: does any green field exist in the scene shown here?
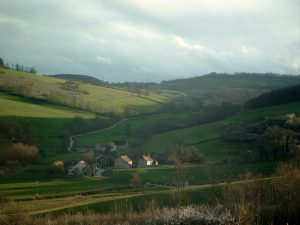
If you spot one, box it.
[0,92,99,164]
[1,75,299,216]
[0,69,177,115]
[142,101,300,161]
[0,92,94,118]
[104,161,278,186]
[73,113,183,147]
[0,176,127,199]
[75,101,300,162]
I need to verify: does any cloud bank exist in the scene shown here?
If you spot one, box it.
[0,0,299,82]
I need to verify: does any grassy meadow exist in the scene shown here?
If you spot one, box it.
[75,101,300,162]
[0,92,97,165]
[0,92,94,119]
[0,69,176,115]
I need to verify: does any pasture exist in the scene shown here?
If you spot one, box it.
[0,69,176,115]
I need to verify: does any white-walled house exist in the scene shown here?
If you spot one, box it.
[68,160,91,176]
[114,155,133,169]
[138,154,154,168]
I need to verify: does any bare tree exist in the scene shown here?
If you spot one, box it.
[168,144,189,207]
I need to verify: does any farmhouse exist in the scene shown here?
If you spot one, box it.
[114,155,133,169]
[68,160,91,176]
[95,153,115,168]
[138,154,156,168]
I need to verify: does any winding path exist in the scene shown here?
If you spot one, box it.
[67,113,169,152]
[67,118,128,152]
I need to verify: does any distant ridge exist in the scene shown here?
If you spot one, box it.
[245,84,300,109]
[51,74,106,85]
[160,72,300,91]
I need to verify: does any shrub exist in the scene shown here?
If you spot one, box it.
[5,143,38,165]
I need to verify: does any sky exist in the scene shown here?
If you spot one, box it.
[0,0,299,82]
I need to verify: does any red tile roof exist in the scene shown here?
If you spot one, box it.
[120,155,132,163]
[143,154,153,162]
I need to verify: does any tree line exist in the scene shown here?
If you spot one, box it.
[245,84,300,109]
[0,56,37,74]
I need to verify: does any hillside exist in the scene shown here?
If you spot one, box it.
[50,74,106,86]
[142,102,300,160]
[159,73,300,105]
[0,92,94,118]
[0,92,98,164]
[75,101,300,162]
[245,84,300,109]
[0,69,175,116]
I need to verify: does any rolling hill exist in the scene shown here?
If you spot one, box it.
[245,84,300,109]
[75,101,300,162]
[0,92,98,164]
[159,73,300,105]
[0,68,176,116]
[50,74,106,86]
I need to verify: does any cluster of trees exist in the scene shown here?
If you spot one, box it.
[3,143,39,165]
[0,117,34,144]
[168,144,204,164]
[43,90,109,114]
[61,80,80,92]
[245,84,300,109]
[221,115,300,162]
[152,144,204,165]
[219,159,300,225]
[257,125,299,161]
[51,74,107,86]
[47,160,65,178]
[0,79,33,97]
[0,57,36,74]
[0,57,4,68]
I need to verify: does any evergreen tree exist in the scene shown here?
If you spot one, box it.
[0,57,4,68]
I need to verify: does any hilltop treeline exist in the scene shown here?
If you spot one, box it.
[160,72,300,91]
[0,57,36,74]
[113,72,300,106]
[51,74,107,86]
[245,84,300,109]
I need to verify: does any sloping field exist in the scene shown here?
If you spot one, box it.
[0,92,96,162]
[0,92,94,118]
[0,69,176,115]
[142,101,300,160]
[75,101,300,162]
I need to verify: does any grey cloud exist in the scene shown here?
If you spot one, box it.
[0,0,299,82]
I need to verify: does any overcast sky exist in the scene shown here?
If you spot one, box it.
[0,0,299,82]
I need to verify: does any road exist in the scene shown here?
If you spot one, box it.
[67,113,169,152]
[67,118,128,152]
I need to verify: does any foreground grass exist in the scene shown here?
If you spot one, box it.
[0,160,278,200]
[104,161,279,186]
[0,177,128,199]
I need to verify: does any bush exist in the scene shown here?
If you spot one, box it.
[47,160,65,178]
[5,143,38,165]
[149,205,235,225]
